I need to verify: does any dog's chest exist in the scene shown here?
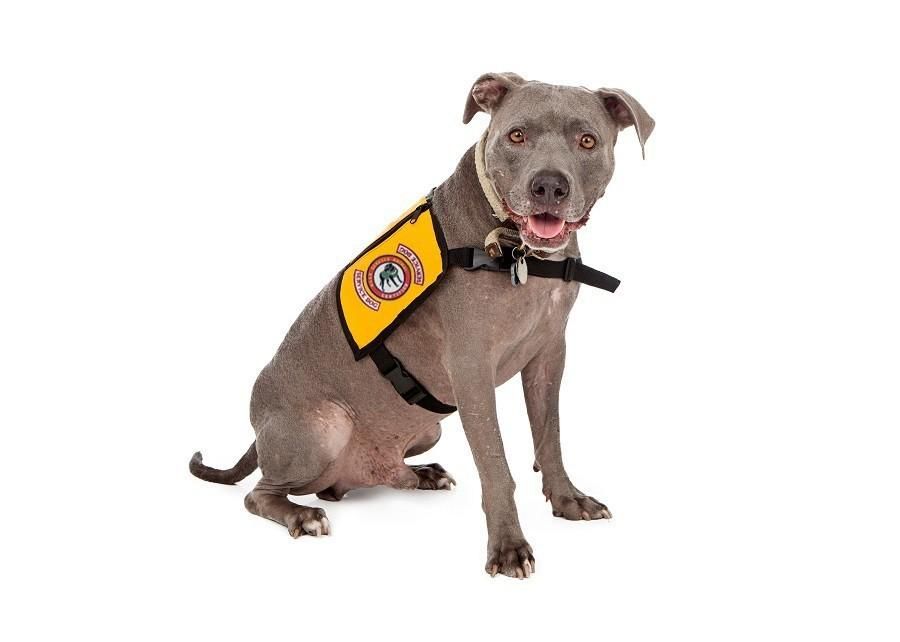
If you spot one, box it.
[390,266,579,391]
[467,269,579,370]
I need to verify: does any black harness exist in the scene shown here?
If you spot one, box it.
[370,232,620,415]
[447,246,621,293]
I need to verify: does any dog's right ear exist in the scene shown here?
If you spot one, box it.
[463,72,526,124]
[596,88,655,159]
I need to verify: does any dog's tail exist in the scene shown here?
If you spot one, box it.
[189,441,258,485]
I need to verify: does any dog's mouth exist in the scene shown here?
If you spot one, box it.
[502,202,589,249]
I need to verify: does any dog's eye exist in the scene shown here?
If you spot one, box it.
[508,129,525,144]
[579,134,596,149]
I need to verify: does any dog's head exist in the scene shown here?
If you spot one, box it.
[463,73,654,252]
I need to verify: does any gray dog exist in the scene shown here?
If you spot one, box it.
[190,72,654,579]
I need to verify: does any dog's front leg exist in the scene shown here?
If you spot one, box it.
[447,349,534,579]
[521,334,612,521]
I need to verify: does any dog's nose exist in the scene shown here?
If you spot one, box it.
[530,170,569,206]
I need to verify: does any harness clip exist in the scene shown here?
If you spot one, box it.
[382,359,428,405]
[464,248,502,272]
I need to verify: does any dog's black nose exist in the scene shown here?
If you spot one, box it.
[530,170,569,206]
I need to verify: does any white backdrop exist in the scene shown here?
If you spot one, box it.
[2,1,898,640]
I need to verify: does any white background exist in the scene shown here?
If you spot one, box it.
[2,1,898,640]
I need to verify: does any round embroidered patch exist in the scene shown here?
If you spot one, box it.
[366,255,411,301]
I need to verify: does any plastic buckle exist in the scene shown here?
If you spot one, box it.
[382,361,427,405]
[464,248,502,272]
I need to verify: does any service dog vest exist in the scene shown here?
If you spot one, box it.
[337,196,447,360]
[336,193,621,415]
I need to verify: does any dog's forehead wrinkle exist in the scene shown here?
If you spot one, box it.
[502,83,606,119]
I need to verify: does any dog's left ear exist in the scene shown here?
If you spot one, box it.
[596,88,655,159]
[463,72,527,124]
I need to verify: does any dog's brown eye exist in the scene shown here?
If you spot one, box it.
[580,134,596,149]
[508,129,525,143]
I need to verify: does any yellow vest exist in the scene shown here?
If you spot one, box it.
[337,196,447,359]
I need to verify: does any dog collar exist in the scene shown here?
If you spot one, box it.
[475,129,508,222]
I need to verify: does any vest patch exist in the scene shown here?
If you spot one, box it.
[337,197,448,359]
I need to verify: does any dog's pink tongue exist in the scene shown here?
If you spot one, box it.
[527,213,566,239]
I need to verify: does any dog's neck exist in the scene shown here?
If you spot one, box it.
[432,142,580,260]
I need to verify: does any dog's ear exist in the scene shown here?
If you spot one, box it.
[596,88,655,159]
[463,72,526,124]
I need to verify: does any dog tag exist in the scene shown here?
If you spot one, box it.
[510,255,528,286]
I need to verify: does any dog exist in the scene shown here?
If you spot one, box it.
[190,72,654,578]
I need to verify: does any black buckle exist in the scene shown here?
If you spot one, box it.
[382,360,427,405]
[562,257,578,282]
[464,248,503,272]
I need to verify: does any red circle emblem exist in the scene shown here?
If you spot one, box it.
[366,255,411,301]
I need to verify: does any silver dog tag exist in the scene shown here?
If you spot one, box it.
[511,256,528,286]
[517,256,528,284]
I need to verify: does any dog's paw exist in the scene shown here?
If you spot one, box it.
[486,536,535,579]
[546,490,612,521]
[285,506,332,538]
[410,463,456,490]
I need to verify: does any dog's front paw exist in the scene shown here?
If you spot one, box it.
[410,463,456,490]
[546,489,612,521]
[485,536,535,579]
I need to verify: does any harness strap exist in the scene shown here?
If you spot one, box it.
[369,343,457,414]
[365,244,618,416]
[447,247,621,293]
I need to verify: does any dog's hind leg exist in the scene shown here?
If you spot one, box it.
[316,422,454,499]
[244,485,331,537]
[246,401,352,535]
[403,422,442,457]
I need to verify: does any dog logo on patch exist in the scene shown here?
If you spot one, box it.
[353,245,425,310]
[367,254,411,301]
